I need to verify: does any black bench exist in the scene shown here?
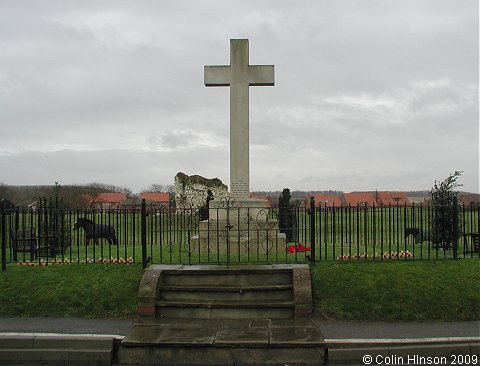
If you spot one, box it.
[10,228,39,260]
[10,229,57,259]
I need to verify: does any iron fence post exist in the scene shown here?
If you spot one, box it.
[13,205,19,262]
[453,195,459,260]
[310,196,316,264]
[1,199,6,271]
[141,199,147,269]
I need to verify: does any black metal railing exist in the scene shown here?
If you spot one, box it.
[1,198,479,271]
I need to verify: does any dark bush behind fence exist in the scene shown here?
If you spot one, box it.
[1,198,479,271]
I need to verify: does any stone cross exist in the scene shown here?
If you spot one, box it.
[204,39,274,199]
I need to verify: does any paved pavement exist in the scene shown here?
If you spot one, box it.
[0,317,478,340]
[0,317,134,337]
[313,320,480,340]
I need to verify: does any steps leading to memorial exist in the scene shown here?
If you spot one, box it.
[122,264,321,365]
[137,265,313,320]
[156,268,295,319]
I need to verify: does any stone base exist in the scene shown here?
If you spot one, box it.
[191,230,286,255]
[208,198,273,222]
[190,198,286,255]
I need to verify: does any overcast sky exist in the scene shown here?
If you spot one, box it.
[0,0,478,193]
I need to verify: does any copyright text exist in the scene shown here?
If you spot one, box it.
[362,354,478,365]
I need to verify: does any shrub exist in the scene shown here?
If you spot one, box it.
[429,171,462,254]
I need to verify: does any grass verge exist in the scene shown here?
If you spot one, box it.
[0,260,478,321]
[0,263,143,318]
[311,259,480,321]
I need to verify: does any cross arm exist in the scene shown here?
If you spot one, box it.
[248,65,274,86]
[204,66,231,87]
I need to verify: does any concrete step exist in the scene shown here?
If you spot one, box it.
[156,300,295,319]
[159,284,293,301]
[161,268,292,287]
[118,319,325,365]
[0,335,114,366]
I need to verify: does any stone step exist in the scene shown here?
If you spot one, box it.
[161,268,292,287]
[156,300,295,319]
[137,265,312,320]
[159,284,293,301]
[118,319,325,365]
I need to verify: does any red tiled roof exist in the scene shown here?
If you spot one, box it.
[82,192,127,203]
[311,194,342,207]
[140,192,170,202]
[250,193,269,200]
[250,193,273,207]
[461,193,480,205]
[376,191,394,205]
[95,193,127,203]
[387,192,410,206]
[343,192,377,206]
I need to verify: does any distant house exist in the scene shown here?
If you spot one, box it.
[375,191,411,206]
[119,198,139,211]
[343,192,377,207]
[250,193,273,207]
[306,194,342,207]
[118,193,172,211]
[140,192,171,208]
[461,193,480,206]
[84,193,127,209]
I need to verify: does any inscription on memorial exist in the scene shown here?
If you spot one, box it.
[231,180,249,198]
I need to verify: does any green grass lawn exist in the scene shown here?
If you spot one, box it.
[312,259,480,321]
[0,259,478,321]
[0,263,143,318]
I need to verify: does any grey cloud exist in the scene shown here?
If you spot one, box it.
[0,0,477,193]
[146,132,198,150]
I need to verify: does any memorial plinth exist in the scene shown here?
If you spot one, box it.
[191,198,286,255]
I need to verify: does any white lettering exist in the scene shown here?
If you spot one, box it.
[408,355,447,365]
[376,355,405,365]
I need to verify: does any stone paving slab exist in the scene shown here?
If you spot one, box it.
[121,326,161,346]
[214,325,269,347]
[155,326,217,346]
[270,326,324,347]
[122,318,324,348]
